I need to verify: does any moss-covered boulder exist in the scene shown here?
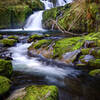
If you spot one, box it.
[0,38,17,47]
[0,76,11,95]
[89,69,100,77]
[88,59,100,68]
[28,34,44,43]
[0,59,13,77]
[8,35,19,41]
[8,85,58,100]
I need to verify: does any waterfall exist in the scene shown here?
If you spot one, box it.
[24,0,72,31]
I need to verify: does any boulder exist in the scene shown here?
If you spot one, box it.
[0,75,11,95]
[8,85,58,100]
[0,59,13,77]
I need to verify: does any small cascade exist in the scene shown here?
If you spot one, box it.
[24,0,72,31]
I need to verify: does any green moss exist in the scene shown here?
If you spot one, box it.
[89,69,100,76]
[53,37,84,58]
[33,40,51,49]
[0,76,11,95]
[89,59,100,68]
[81,48,91,55]
[0,59,13,77]
[22,85,58,100]
[91,49,100,58]
[28,34,44,42]
[0,38,17,46]
[8,35,18,41]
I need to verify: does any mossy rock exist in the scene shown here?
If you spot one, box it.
[0,38,17,47]
[91,48,100,58]
[29,39,51,50]
[16,85,58,100]
[0,35,3,39]
[0,59,13,77]
[89,59,100,68]
[89,69,100,76]
[8,35,19,41]
[0,76,11,95]
[28,34,44,43]
[81,48,91,55]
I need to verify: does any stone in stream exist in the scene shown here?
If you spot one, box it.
[0,76,11,95]
[7,85,58,100]
[0,59,13,77]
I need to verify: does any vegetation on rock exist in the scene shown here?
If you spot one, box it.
[16,85,58,100]
[0,76,11,95]
[0,38,17,46]
[0,59,13,77]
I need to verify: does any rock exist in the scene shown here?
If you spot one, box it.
[27,34,44,43]
[0,76,11,95]
[8,85,58,100]
[88,59,100,68]
[0,59,13,77]
[0,38,17,47]
[81,48,91,55]
[62,50,80,64]
[89,69,100,77]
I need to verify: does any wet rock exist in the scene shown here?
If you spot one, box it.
[77,55,94,67]
[0,76,11,95]
[89,69,100,77]
[62,50,80,64]
[8,85,58,100]
[83,40,97,48]
[0,59,13,77]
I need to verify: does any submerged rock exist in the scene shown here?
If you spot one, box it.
[0,76,11,95]
[8,85,58,100]
[0,59,13,77]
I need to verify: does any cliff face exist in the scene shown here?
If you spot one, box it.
[43,0,100,33]
[0,0,44,29]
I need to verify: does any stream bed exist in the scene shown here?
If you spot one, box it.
[0,33,100,100]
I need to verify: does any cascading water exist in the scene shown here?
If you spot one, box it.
[24,0,72,31]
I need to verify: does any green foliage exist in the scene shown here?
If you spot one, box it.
[0,76,11,95]
[0,59,13,77]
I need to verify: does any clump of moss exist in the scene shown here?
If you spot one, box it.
[0,75,11,95]
[28,34,44,43]
[0,59,13,77]
[0,38,17,46]
[81,48,91,55]
[8,35,19,41]
[89,69,100,76]
[29,39,51,49]
[16,85,58,100]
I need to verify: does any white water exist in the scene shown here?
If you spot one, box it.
[24,0,72,31]
[9,43,80,85]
